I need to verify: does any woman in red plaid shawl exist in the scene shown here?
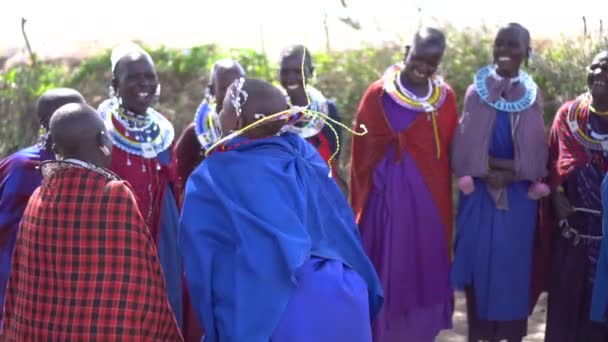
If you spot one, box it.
[1,103,183,341]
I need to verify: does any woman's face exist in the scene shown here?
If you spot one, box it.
[493,27,527,77]
[114,53,158,115]
[588,51,608,104]
[403,44,444,85]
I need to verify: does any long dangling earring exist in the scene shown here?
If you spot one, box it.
[525,47,532,68]
[403,45,411,66]
[100,145,111,157]
[37,125,49,148]
[154,84,161,102]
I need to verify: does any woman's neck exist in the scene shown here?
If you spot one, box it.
[591,97,608,113]
[399,71,429,98]
[64,153,105,168]
[495,68,519,79]
[288,89,309,106]
[121,104,148,117]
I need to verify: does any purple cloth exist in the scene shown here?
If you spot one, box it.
[272,257,372,342]
[0,145,54,324]
[359,94,453,342]
[451,78,547,209]
[546,164,608,342]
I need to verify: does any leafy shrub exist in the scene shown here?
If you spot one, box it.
[1,24,606,178]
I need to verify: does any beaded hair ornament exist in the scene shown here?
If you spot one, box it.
[204,54,367,177]
[231,77,248,118]
[36,126,50,149]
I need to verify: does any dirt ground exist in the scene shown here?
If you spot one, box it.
[436,292,547,342]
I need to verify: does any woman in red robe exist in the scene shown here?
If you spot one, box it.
[97,42,191,338]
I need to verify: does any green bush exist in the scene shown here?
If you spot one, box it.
[1,24,605,177]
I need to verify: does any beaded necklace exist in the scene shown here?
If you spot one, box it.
[41,159,119,181]
[98,98,174,159]
[474,65,537,112]
[382,63,447,113]
[98,97,169,225]
[282,86,328,138]
[193,99,222,150]
[566,93,608,152]
[382,63,446,159]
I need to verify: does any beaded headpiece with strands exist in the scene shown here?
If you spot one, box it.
[36,126,50,149]
[204,53,368,177]
[231,77,248,118]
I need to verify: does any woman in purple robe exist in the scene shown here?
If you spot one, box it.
[0,88,85,324]
[350,27,458,341]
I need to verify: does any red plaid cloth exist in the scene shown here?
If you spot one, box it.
[0,163,183,341]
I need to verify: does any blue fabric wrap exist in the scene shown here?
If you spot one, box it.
[179,133,383,342]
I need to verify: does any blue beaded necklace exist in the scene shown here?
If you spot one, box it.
[474,65,537,112]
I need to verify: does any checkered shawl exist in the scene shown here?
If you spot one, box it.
[0,163,183,341]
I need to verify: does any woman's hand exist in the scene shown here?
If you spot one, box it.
[552,189,574,220]
[488,156,515,172]
[483,169,516,188]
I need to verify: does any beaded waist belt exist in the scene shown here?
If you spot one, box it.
[559,207,603,246]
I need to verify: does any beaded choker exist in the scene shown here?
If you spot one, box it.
[193,99,222,150]
[382,63,447,113]
[41,159,119,181]
[474,65,537,112]
[566,93,608,152]
[98,98,174,159]
[283,86,328,138]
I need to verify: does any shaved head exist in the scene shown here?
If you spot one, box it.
[280,44,313,73]
[37,88,86,129]
[498,23,531,50]
[402,27,446,85]
[50,103,112,166]
[410,27,446,55]
[113,51,155,78]
[211,59,245,80]
[241,79,288,121]
[220,78,289,138]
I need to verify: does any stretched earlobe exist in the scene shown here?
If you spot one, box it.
[404,45,411,57]
[111,78,118,96]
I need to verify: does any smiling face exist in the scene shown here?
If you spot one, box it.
[279,47,313,104]
[402,28,446,86]
[589,51,608,106]
[113,53,158,115]
[403,45,444,84]
[493,25,529,78]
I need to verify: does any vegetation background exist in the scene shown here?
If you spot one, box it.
[1,19,606,181]
[1,10,606,342]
